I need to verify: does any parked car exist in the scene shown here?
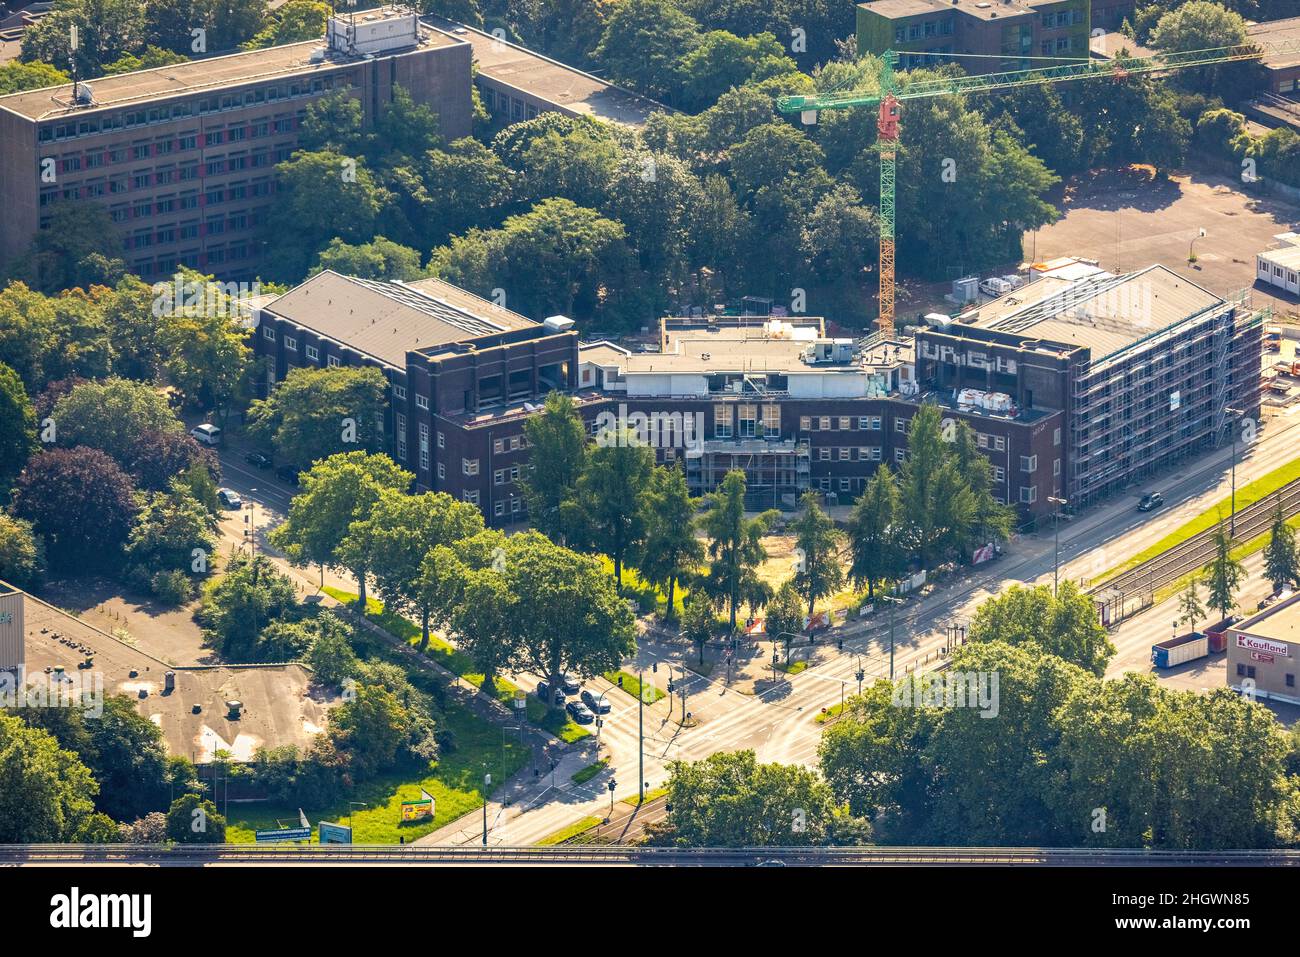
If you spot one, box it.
[1137,492,1164,512]
[244,451,273,469]
[560,673,581,695]
[190,423,222,446]
[565,700,595,724]
[217,488,242,509]
[275,465,300,486]
[536,680,565,705]
[581,689,611,714]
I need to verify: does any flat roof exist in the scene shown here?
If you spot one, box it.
[622,335,861,376]
[424,16,664,126]
[579,340,632,367]
[1232,593,1300,647]
[14,589,337,763]
[1260,245,1300,270]
[1248,17,1300,72]
[261,271,537,368]
[972,266,1226,358]
[0,17,461,121]
[859,0,1043,22]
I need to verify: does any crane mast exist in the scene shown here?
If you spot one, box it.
[778,37,1300,338]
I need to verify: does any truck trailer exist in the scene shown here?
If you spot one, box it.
[1152,632,1209,669]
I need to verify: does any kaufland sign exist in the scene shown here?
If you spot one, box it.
[1237,634,1291,657]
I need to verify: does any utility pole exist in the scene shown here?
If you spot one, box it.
[880,593,903,681]
[1048,495,1068,595]
[482,769,491,846]
[638,666,644,805]
[1227,407,1243,536]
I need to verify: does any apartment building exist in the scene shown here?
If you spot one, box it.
[856,0,1091,72]
[0,6,472,278]
[918,265,1263,510]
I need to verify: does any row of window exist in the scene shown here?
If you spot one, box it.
[52,120,298,169]
[799,415,885,432]
[39,76,350,142]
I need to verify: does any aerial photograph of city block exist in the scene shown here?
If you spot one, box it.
[1,0,1300,932]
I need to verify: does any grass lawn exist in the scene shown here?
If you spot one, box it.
[571,759,609,786]
[323,587,589,743]
[225,702,528,844]
[604,670,665,703]
[1152,512,1300,608]
[620,787,669,806]
[1096,457,1300,584]
[816,703,846,724]
[778,660,809,675]
[536,815,603,847]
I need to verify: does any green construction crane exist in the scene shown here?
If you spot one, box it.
[778,39,1300,338]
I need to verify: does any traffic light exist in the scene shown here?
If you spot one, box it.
[667,680,675,693]
[837,638,844,651]
[856,670,865,684]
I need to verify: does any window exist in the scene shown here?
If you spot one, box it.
[494,469,506,486]
[1053,458,1061,477]
[393,384,406,400]
[895,418,909,433]
[1053,427,1061,446]
[860,447,881,461]
[839,448,850,461]
[1287,674,1295,688]
[819,448,831,461]
[437,431,445,449]
[1020,455,1037,473]
[840,478,851,492]
[819,416,831,431]
[993,436,1006,452]
[327,355,340,367]
[894,449,906,463]
[416,394,429,410]
[714,404,732,439]
[437,463,445,479]
[495,501,505,517]
[464,490,480,506]
[283,336,297,351]
[1020,486,1037,504]
[305,344,319,361]
[263,326,275,340]
[420,423,430,471]
[463,458,480,476]
[395,413,407,460]
[993,466,1005,483]
[800,416,811,431]
[838,417,851,431]
[762,404,780,436]
[494,438,505,455]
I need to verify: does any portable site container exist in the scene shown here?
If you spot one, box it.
[1152,632,1208,669]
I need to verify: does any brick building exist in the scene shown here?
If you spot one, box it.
[856,0,1092,72]
[0,6,472,278]
[251,264,1262,529]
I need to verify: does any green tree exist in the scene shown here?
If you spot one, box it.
[241,0,329,48]
[0,713,98,842]
[5,202,127,294]
[577,431,655,585]
[846,463,904,600]
[0,361,37,494]
[346,488,484,648]
[420,137,515,242]
[1178,578,1206,632]
[967,580,1114,676]
[0,515,46,589]
[311,236,424,280]
[657,750,850,847]
[790,491,844,617]
[1205,519,1245,619]
[697,470,777,633]
[594,0,700,102]
[0,61,70,94]
[156,285,253,419]
[196,554,299,659]
[19,0,146,75]
[680,589,717,666]
[518,392,588,544]
[270,451,412,608]
[766,579,804,662]
[330,682,411,777]
[305,612,361,686]
[298,88,368,155]
[51,377,182,465]
[246,365,389,472]
[1263,499,1299,594]
[677,30,799,113]
[124,481,218,597]
[166,793,226,843]
[639,466,703,617]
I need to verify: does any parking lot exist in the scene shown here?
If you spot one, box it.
[1029,165,1300,312]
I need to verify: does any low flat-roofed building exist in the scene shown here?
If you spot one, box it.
[424,16,664,127]
[1248,17,1300,95]
[6,585,339,762]
[1257,243,1300,295]
[1228,592,1300,704]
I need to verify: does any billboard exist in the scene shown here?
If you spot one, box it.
[254,826,311,843]
[319,821,353,844]
[400,789,435,823]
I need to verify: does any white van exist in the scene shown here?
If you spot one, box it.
[190,423,222,446]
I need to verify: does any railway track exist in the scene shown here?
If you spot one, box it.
[2,843,1297,866]
[1091,476,1300,599]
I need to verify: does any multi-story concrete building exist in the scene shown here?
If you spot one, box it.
[856,0,1091,72]
[0,6,472,278]
[250,263,1263,528]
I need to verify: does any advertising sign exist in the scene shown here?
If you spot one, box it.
[319,821,353,844]
[400,788,435,822]
[1237,634,1291,657]
[255,827,311,843]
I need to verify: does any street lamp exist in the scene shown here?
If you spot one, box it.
[1048,495,1068,595]
[1189,227,1206,264]
[879,593,904,681]
[1226,406,1244,536]
[482,769,492,846]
